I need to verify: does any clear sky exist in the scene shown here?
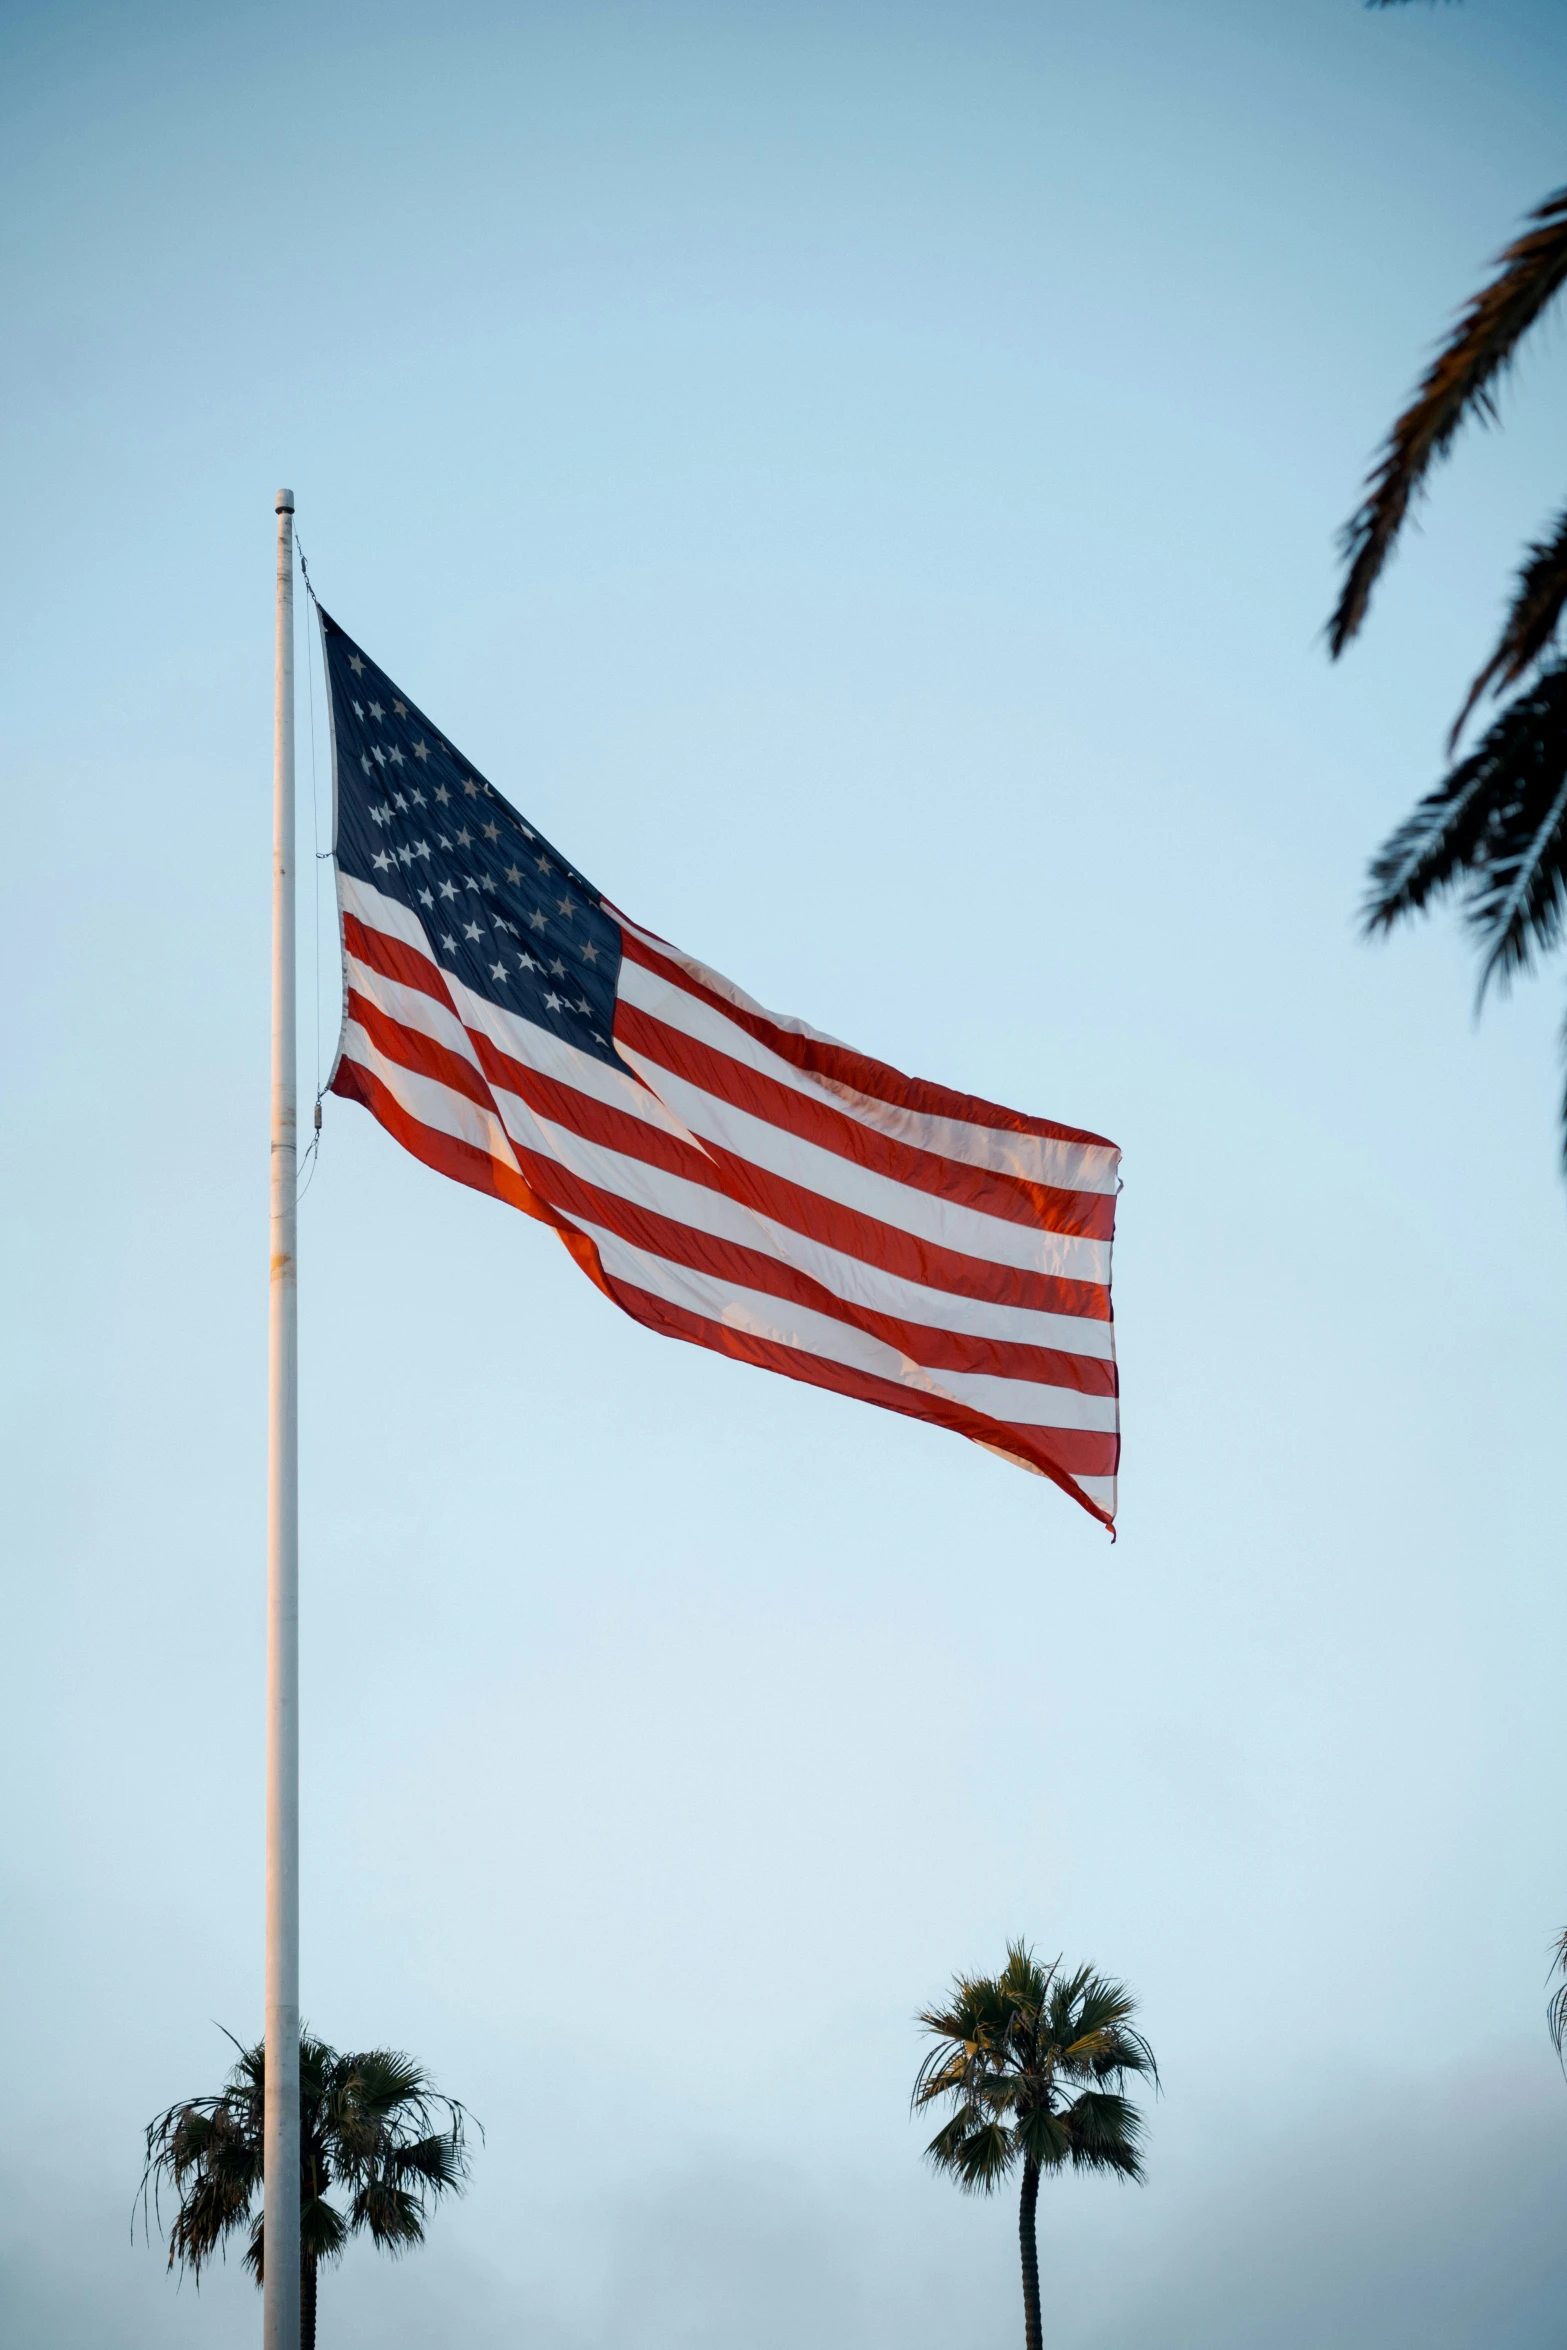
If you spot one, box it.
[5,1,1567,2342]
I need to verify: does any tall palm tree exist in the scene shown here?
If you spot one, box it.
[1329,5,1567,1165]
[912,1941,1157,2350]
[140,2030,474,2348]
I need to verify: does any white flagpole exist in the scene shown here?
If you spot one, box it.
[264,486,301,2350]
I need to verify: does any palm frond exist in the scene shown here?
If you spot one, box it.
[1329,188,1567,655]
[923,2108,1016,2193]
[1450,503,1567,747]
[1365,660,1567,1000]
[1548,1927,1567,2061]
[351,2181,430,2250]
[1062,2089,1146,2179]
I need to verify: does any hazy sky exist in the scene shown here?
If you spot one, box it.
[5,1,1567,2343]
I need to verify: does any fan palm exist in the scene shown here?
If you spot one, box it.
[140,2030,474,2348]
[912,1941,1157,2350]
[1329,5,1567,1165]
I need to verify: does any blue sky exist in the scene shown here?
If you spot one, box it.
[5,1,1567,2342]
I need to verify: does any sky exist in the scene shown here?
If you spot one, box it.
[4,0,1567,2342]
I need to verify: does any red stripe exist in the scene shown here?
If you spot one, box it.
[616,921,1118,1157]
[595,1276,1116,1528]
[331,1056,548,1225]
[470,1127,1118,1398]
[352,992,1112,1323]
[343,911,452,1009]
[614,998,1116,1240]
[333,1037,1117,1529]
[346,987,495,1115]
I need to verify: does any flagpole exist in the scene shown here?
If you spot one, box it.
[264,486,301,2350]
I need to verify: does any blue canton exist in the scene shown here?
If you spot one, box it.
[322,607,623,1065]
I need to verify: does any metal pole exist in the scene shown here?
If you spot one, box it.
[264,487,300,2350]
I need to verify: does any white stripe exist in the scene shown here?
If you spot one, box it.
[339,1022,1116,1362]
[342,954,1114,1353]
[616,926,1119,1196]
[972,1446,1115,1514]
[499,1085,1116,1359]
[575,1219,1118,1433]
[613,1040,1109,1283]
[341,871,1116,1228]
[340,867,432,951]
[343,1022,525,1176]
[344,949,711,1155]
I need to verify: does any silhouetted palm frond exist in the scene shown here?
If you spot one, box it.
[1329,188,1567,656]
[1365,661,1567,1011]
[1548,1928,1567,2060]
[1450,506,1567,748]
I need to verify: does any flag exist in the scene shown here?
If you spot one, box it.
[319,608,1121,1528]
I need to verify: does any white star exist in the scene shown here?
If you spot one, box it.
[348,653,364,675]
[433,781,448,803]
[438,834,452,851]
[413,840,430,859]
[574,997,591,1014]
[592,1032,607,1045]
[455,828,471,848]
[482,820,500,842]
[556,895,575,918]
[388,746,404,766]
[439,880,458,901]
[518,951,538,971]
[396,846,413,865]
[490,960,508,981]
[393,791,408,811]
[465,877,481,892]
[505,863,522,885]
[543,991,563,1013]
[521,824,536,841]
[535,854,552,874]
[441,933,458,953]
[462,778,480,797]
[368,700,384,720]
[393,698,407,716]
[418,887,435,908]
[372,746,387,767]
[409,787,426,806]
[527,909,547,932]
[464,920,483,941]
[548,957,566,977]
[413,740,430,762]
[351,699,364,718]
[369,804,389,827]
[372,850,393,872]
[580,940,598,963]
[360,754,372,775]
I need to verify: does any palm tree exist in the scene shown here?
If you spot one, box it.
[1329,5,1567,1165]
[140,2030,474,2348]
[912,1941,1157,2350]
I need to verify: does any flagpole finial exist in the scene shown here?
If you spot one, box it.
[275,487,295,513]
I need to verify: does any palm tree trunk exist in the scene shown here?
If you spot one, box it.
[1018,2158,1042,2350]
[301,2253,318,2350]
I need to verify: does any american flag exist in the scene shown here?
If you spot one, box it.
[321,608,1121,1528]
